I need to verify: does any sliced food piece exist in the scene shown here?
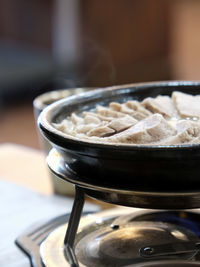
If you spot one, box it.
[176,120,200,136]
[71,113,84,125]
[87,124,115,137]
[142,95,176,118]
[108,115,137,132]
[83,111,112,122]
[172,91,200,119]
[83,113,101,124]
[76,123,100,134]
[110,100,152,120]
[54,119,75,135]
[176,120,200,142]
[109,102,123,112]
[155,120,200,145]
[190,136,200,144]
[96,106,126,119]
[110,102,134,115]
[106,114,176,144]
[125,100,152,120]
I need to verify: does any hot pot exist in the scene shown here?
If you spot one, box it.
[38,81,200,209]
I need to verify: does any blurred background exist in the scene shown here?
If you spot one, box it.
[1,0,200,149]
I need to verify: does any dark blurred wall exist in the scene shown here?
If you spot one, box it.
[0,0,53,51]
[0,0,179,101]
[79,0,171,86]
[0,0,55,103]
[169,0,200,81]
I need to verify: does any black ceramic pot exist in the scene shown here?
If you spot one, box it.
[38,81,200,193]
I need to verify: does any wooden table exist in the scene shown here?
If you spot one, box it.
[0,143,53,195]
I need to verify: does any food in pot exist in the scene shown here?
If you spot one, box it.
[54,91,200,145]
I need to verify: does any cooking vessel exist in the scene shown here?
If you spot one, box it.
[38,81,200,208]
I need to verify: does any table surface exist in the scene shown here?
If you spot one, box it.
[0,143,53,195]
[0,143,99,267]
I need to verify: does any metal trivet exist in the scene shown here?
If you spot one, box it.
[15,209,89,267]
[48,187,200,267]
[15,214,70,267]
[44,149,200,267]
[63,186,85,267]
[16,200,200,267]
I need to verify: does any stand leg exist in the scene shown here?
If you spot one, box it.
[64,186,85,267]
